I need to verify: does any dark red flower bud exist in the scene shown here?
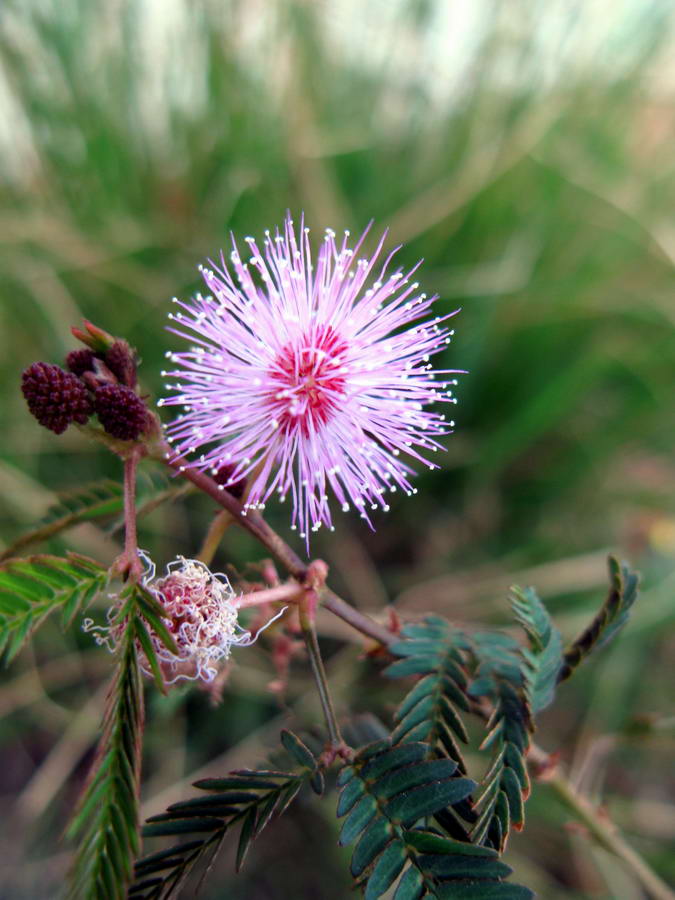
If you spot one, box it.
[212,464,247,500]
[21,362,93,435]
[94,384,150,441]
[94,384,149,441]
[66,348,97,377]
[105,340,137,388]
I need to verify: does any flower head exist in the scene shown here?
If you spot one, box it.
[94,383,150,441]
[21,362,93,434]
[84,552,283,686]
[160,215,460,544]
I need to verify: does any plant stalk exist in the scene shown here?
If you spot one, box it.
[153,442,395,646]
[320,587,395,646]
[158,445,307,579]
[298,592,343,746]
[116,448,144,582]
[236,583,304,609]
[529,744,675,900]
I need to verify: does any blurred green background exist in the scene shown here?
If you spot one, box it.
[1,0,674,897]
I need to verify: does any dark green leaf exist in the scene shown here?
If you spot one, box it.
[501,768,525,827]
[195,775,291,791]
[310,770,325,795]
[235,807,257,872]
[357,738,393,760]
[510,585,563,712]
[339,794,379,846]
[404,831,498,857]
[337,775,366,816]
[435,883,534,899]
[360,742,428,780]
[418,853,513,879]
[143,817,224,837]
[384,777,476,826]
[337,765,356,787]
[393,865,424,900]
[350,818,393,877]
[134,840,203,871]
[385,656,438,679]
[372,759,459,800]
[280,729,316,769]
[132,747,316,896]
[558,556,639,683]
[396,674,436,720]
[364,840,407,900]
[172,791,257,809]
[133,618,165,693]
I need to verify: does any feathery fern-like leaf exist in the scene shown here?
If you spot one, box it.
[66,602,145,899]
[130,730,322,898]
[66,581,180,898]
[0,470,183,561]
[558,555,639,684]
[337,739,532,899]
[385,618,471,771]
[468,635,532,851]
[0,552,108,661]
[510,585,564,713]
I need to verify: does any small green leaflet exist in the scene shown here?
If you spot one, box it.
[0,552,108,662]
[336,738,532,899]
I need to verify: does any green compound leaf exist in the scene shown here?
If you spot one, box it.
[130,743,321,898]
[384,619,479,842]
[510,585,564,713]
[558,555,640,684]
[468,633,533,852]
[0,552,108,662]
[337,739,532,899]
[66,612,145,900]
[65,580,205,899]
[0,480,124,561]
[384,619,471,773]
[0,470,183,561]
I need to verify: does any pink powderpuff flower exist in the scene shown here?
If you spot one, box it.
[84,552,285,686]
[159,214,461,545]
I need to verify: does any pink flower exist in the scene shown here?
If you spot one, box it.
[160,215,461,545]
[84,553,285,686]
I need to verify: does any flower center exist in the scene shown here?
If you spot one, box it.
[268,325,349,436]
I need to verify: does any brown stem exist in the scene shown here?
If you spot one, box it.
[157,445,307,580]
[298,591,342,746]
[123,454,139,559]
[150,441,395,646]
[113,449,144,582]
[320,588,395,647]
[236,583,304,609]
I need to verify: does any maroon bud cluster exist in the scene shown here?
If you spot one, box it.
[104,340,137,388]
[23,320,150,442]
[94,384,149,441]
[21,362,93,435]
[212,464,247,500]
[66,348,97,377]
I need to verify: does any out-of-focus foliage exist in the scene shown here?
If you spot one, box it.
[1,1,674,897]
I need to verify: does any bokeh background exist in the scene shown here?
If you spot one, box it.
[1,1,675,897]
